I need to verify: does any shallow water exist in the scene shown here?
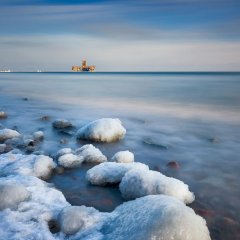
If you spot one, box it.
[0,72,240,239]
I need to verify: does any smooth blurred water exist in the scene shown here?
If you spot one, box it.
[0,72,240,240]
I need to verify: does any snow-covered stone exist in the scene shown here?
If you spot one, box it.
[0,182,30,210]
[119,168,195,204]
[33,131,44,141]
[52,119,72,129]
[76,118,126,143]
[0,111,7,119]
[58,153,83,168]
[0,144,6,153]
[75,144,107,163]
[56,148,72,157]
[0,153,56,180]
[0,129,21,142]
[86,162,149,186]
[58,206,101,235]
[112,151,134,163]
[102,195,211,240]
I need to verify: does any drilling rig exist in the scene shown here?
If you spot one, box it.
[72,60,95,72]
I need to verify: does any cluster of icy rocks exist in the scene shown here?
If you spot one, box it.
[0,117,211,240]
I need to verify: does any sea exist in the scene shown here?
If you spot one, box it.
[0,72,240,240]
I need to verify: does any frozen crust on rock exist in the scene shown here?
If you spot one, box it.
[119,168,195,204]
[76,118,126,143]
[111,151,134,163]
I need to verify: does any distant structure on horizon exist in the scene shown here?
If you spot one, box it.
[72,60,95,72]
[0,69,11,72]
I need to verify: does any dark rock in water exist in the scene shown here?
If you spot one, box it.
[208,137,219,143]
[48,219,60,234]
[40,115,51,121]
[143,138,168,150]
[52,119,73,129]
[59,138,68,144]
[22,97,28,101]
[195,208,214,217]
[0,112,7,119]
[58,130,74,136]
[167,161,180,169]
[54,166,65,174]
[4,144,13,153]
[0,144,6,153]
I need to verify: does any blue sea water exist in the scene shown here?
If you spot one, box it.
[0,72,240,240]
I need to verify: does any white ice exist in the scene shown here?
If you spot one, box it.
[76,118,126,143]
[0,129,21,142]
[58,153,84,168]
[111,150,134,163]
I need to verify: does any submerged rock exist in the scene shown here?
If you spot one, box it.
[75,144,107,163]
[103,195,211,240]
[112,151,134,163]
[52,119,72,129]
[33,131,44,141]
[0,183,30,210]
[58,153,84,168]
[86,162,149,186]
[167,161,180,169]
[76,118,126,143]
[119,168,195,204]
[0,111,8,119]
[0,129,21,142]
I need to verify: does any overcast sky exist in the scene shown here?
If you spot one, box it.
[0,0,240,71]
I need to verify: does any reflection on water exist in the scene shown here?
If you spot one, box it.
[0,72,240,240]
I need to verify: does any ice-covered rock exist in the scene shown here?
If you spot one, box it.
[76,118,126,143]
[0,182,30,210]
[58,153,83,168]
[102,195,211,240]
[112,151,134,163]
[56,148,72,157]
[119,168,195,204]
[86,162,149,186]
[75,144,107,163]
[0,153,56,179]
[33,131,44,141]
[58,206,102,235]
[0,129,21,142]
[0,111,8,119]
[52,119,72,129]
[0,144,6,153]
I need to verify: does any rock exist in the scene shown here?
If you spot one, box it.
[0,111,8,119]
[56,148,72,157]
[167,161,180,169]
[52,119,72,129]
[76,118,126,143]
[0,129,21,142]
[58,153,84,168]
[22,97,28,101]
[48,219,60,234]
[33,131,44,141]
[40,115,51,121]
[112,151,134,163]
[102,195,211,240]
[75,144,107,163]
[0,183,30,210]
[119,168,195,204]
[0,144,6,153]
[54,166,65,174]
[59,138,68,144]
[86,162,149,186]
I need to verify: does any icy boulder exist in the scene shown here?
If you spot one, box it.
[58,206,102,235]
[0,183,30,210]
[103,195,211,240]
[58,153,83,168]
[0,129,21,142]
[33,131,44,141]
[76,118,126,143]
[75,144,107,163]
[56,148,72,157]
[112,151,134,163]
[0,144,6,153]
[0,153,56,180]
[119,169,195,204]
[52,119,72,129]
[86,162,149,186]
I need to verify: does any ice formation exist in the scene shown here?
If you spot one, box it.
[102,195,211,240]
[119,168,195,204]
[57,148,73,157]
[0,143,6,153]
[76,118,126,143]
[0,182,30,210]
[33,131,44,141]
[52,119,72,129]
[0,153,56,179]
[112,151,134,163]
[86,162,149,186]
[75,144,107,163]
[0,129,21,142]
[58,153,83,168]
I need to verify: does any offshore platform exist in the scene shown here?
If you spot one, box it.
[72,60,95,72]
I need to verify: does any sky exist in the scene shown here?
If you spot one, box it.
[0,0,240,71]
